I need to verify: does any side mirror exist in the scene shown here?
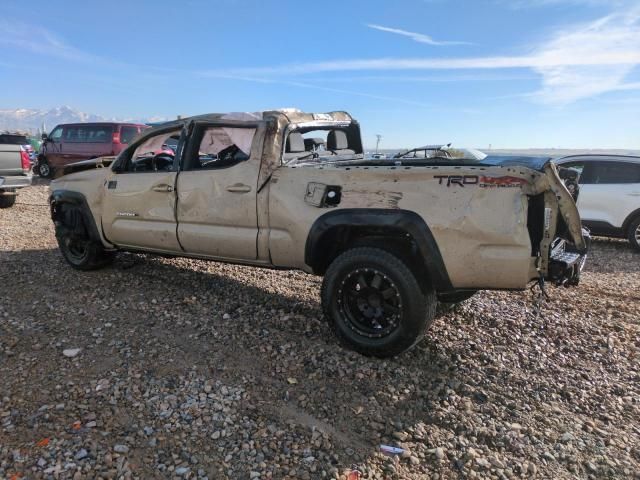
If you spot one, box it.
[41,133,49,141]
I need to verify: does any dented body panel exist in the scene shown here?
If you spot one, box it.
[267,165,538,288]
[50,109,587,294]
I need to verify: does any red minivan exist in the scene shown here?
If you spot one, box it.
[36,122,148,177]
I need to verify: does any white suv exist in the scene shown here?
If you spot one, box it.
[556,155,640,251]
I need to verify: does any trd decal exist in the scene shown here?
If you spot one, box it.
[434,175,478,187]
[434,175,527,188]
[478,176,528,188]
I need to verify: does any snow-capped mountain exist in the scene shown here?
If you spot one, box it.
[0,106,165,133]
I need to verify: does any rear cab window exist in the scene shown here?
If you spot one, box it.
[0,134,28,145]
[282,124,363,166]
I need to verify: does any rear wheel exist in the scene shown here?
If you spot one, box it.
[628,216,640,252]
[321,247,436,358]
[0,193,16,208]
[55,205,113,270]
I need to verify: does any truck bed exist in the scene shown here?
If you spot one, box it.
[0,142,32,191]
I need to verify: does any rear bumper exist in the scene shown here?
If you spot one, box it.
[548,228,590,287]
[0,174,33,191]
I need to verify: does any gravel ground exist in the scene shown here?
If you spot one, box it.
[1,183,639,480]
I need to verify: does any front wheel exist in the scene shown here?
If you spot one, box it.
[37,159,53,178]
[55,205,114,270]
[628,216,640,252]
[321,247,436,358]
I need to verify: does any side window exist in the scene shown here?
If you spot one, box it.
[85,125,112,143]
[185,126,255,170]
[120,126,139,145]
[50,127,63,141]
[590,161,640,184]
[123,129,181,173]
[64,127,79,142]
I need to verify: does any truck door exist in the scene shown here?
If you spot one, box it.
[176,122,262,260]
[101,127,184,252]
[43,126,64,168]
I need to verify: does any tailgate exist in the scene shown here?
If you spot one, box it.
[532,161,589,287]
[0,144,23,177]
[543,162,587,252]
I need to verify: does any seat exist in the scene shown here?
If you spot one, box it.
[327,130,355,155]
[284,132,306,161]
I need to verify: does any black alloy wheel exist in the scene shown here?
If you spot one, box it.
[338,267,403,339]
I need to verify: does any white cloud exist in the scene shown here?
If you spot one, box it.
[207,8,640,104]
[0,20,99,63]
[214,51,640,76]
[531,9,640,103]
[367,24,472,46]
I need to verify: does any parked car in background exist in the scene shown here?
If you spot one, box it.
[36,122,148,178]
[0,132,33,208]
[555,155,640,251]
[394,144,454,160]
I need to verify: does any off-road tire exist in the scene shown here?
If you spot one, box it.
[0,194,16,208]
[37,159,53,178]
[55,206,114,270]
[321,247,436,358]
[628,216,640,252]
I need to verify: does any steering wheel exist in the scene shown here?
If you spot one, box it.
[152,153,174,171]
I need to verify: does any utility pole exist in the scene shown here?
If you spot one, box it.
[375,134,382,154]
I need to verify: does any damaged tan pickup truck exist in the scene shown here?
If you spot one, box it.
[50,110,588,357]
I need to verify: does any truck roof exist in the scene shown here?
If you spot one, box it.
[147,110,355,129]
[52,122,147,128]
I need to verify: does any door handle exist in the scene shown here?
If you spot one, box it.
[226,183,251,193]
[629,192,640,197]
[152,184,174,192]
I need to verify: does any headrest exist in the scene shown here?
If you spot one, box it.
[286,132,305,153]
[327,130,348,150]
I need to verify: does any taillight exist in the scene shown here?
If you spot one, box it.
[112,131,121,144]
[20,146,31,173]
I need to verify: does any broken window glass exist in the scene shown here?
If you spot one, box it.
[193,127,255,169]
[126,129,181,172]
